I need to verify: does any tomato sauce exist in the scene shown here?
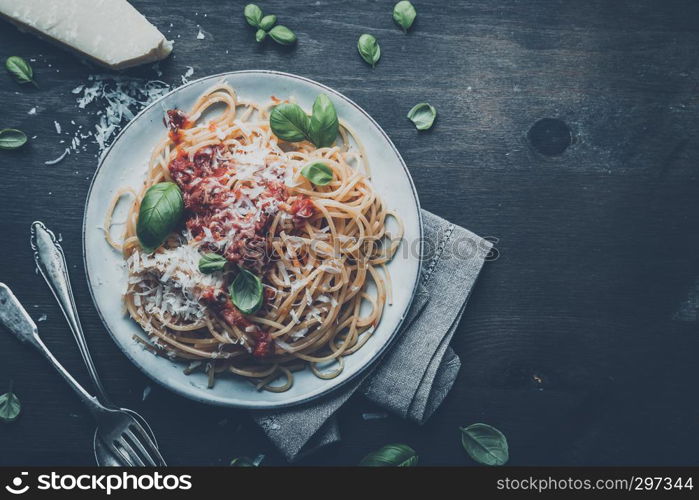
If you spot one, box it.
[165,108,316,358]
[290,196,315,226]
[200,287,272,358]
[165,109,191,145]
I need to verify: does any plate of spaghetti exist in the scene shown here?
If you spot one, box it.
[83,71,422,408]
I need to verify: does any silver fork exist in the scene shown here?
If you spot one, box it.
[30,221,165,466]
[0,283,165,467]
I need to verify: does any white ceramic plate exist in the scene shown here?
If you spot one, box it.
[83,71,422,409]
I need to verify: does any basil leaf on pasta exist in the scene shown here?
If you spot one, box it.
[230,268,263,315]
[393,1,417,33]
[301,162,333,186]
[137,182,184,253]
[460,423,509,466]
[308,94,339,148]
[359,444,418,466]
[270,103,310,143]
[244,4,263,27]
[407,102,437,130]
[198,253,227,274]
[357,34,381,68]
[0,129,27,150]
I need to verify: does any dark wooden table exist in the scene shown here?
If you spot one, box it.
[2,0,699,466]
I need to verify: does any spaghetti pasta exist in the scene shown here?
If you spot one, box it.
[106,82,402,392]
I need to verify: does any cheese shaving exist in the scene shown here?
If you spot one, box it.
[44,148,70,165]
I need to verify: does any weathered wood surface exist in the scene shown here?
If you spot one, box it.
[1,0,699,465]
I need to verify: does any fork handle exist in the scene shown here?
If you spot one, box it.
[30,221,112,406]
[0,283,107,417]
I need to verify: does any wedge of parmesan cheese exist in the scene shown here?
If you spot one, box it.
[0,0,173,70]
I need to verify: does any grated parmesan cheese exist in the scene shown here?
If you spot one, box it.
[70,74,171,158]
[127,242,223,322]
[291,327,309,339]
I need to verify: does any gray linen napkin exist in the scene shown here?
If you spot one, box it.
[252,210,492,461]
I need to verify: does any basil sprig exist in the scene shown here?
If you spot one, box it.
[460,423,509,466]
[0,381,21,423]
[308,94,339,148]
[244,4,263,27]
[137,182,184,253]
[301,162,333,186]
[230,457,256,467]
[269,94,339,148]
[231,454,264,466]
[0,129,28,150]
[259,15,277,31]
[359,443,418,466]
[407,102,437,130]
[229,267,263,315]
[198,253,227,274]
[5,56,37,88]
[269,26,297,46]
[357,34,381,68]
[393,1,417,33]
[244,4,296,46]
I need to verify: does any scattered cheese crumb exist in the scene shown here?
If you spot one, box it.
[181,66,194,85]
[44,148,70,165]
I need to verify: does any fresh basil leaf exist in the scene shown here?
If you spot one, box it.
[393,1,417,32]
[244,4,263,27]
[268,25,297,45]
[5,56,37,87]
[0,129,28,150]
[270,103,310,143]
[460,423,509,466]
[229,267,263,315]
[357,34,381,68]
[259,14,277,31]
[198,253,227,274]
[359,443,418,466]
[308,94,339,148]
[407,102,437,130]
[230,457,256,467]
[255,29,267,43]
[0,381,21,423]
[137,182,184,253]
[301,162,333,186]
